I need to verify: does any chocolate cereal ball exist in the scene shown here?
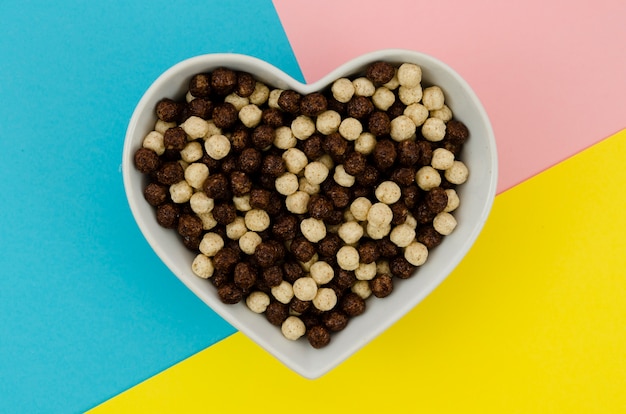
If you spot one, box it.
[177,214,203,239]
[155,98,183,122]
[290,236,316,263]
[262,265,284,287]
[283,261,304,283]
[261,107,286,128]
[368,111,391,137]
[358,240,380,264]
[372,139,397,171]
[300,92,328,117]
[277,90,301,114]
[212,102,238,129]
[203,172,231,200]
[229,171,252,196]
[156,203,179,228]
[237,147,262,173]
[236,71,256,97]
[340,292,366,316]
[389,255,416,279]
[425,187,449,214]
[366,61,396,85]
[322,310,349,332]
[211,67,237,96]
[251,124,275,149]
[217,283,243,304]
[134,148,161,174]
[212,202,237,225]
[370,274,394,298]
[233,262,257,291]
[265,301,289,326]
[213,247,240,274]
[163,127,187,151]
[307,325,331,349]
[317,233,342,258]
[272,214,298,241]
[346,95,374,120]
[416,225,444,249]
[143,182,168,206]
[189,73,212,97]
[343,151,367,176]
[229,126,251,153]
[299,133,325,160]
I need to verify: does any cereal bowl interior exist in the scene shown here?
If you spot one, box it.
[122,50,497,379]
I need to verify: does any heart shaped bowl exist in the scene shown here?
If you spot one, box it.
[122,49,498,379]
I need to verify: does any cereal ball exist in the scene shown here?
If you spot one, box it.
[342,152,366,177]
[390,201,410,225]
[367,202,393,226]
[370,274,394,298]
[210,67,237,96]
[261,107,285,128]
[268,89,283,109]
[134,148,161,174]
[239,231,262,255]
[389,256,416,279]
[275,172,299,196]
[331,78,355,103]
[197,211,217,230]
[251,124,275,149]
[249,81,270,105]
[244,209,270,232]
[323,132,349,162]
[232,194,252,212]
[366,61,396,85]
[285,191,310,214]
[271,280,294,304]
[352,77,376,96]
[383,72,400,90]
[271,214,298,241]
[142,131,165,155]
[366,222,391,240]
[226,216,247,240]
[416,166,442,191]
[316,110,342,135]
[433,212,457,235]
[445,119,470,144]
[204,134,231,160]
[397,63,422,88]
[404,103,429,127]
[398,85,423,105]
[169,180,193,203]
[340,291,366,316]
[421,117,446,142]
[390,115,417,142]
[262,265,284,288]
[317,233,342,258]
[191,254,214,279]
[307,194,333,220]
[300,217,326,243]
[299,133,325,160]
[154,119,176,135]
[351,280,372,300]
[371,139,396,170]
[346,95,374,120]
[316,154,335,171]
[299,92,328,116]
[189,73,211,97]
[338,117,363,141]
[238,104,263,128]
[375,181,402,205]
[336,245,359,271]
[325,182,352,208]
[310,261,335,285]
[224,93,249,112]
[246,291,270,313]
[404,241,429,266]
[372,87,395,111]
[307,325,331,349]
[291,115,316,140]
[277,89,301,114]
[322,311,349,332]
[184,162,209,190]
[155,98,183,122]
[430,105,453,122]
[445,160,469,184]
[444,188,460,212]
[233,262,258,291]
[198,232,224,257]
[273,126,297,149]
[143,182,168,207]
[358,240,380,264]
[389,223,416,248]
[217,283,243,304]
[303,161,329,185]
[417,225,443,249]
[299,253,319,272]
[431,148,455,170]
[293,277,318,301]
[281,316,306,341]
[265,301,289,326]
[338,221,364,245]
[422,86,445,110]
[355,132,377,155]
[282,148,308,174]
[333,164,355,188]
[313,288,337,311]
[181,116,209,139]
[261,154,286,177]
[180,141,203,163]
[355,261,377,281]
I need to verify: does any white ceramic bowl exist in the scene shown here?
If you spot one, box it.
[122,49,497,379]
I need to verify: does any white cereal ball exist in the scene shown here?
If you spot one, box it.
[336,245,360,271]
[293,277,318,301]
[300,253,318,272]
[232,194,252,212]
[154,119,177,135]
[300,218,326,243]
[268,88,283,109]
[316,110,342,135]
[445,161,469,185]
[367,202,393,226]
[303,161,329,185]
[372,86,395,111]
[398,85,423,105]
[404,241,429,266]
[184,162,209,190]
[198,211,217,230]
[282,147,308,174]
[390,115,417,142]
[238,103,263,128]
[397,63,422,88]
[226,216,247,240]
[404,103,429,127]
[225,93,249,111]
[205,120,222,139]
[199,232,224,257]
[291,115,316,140]
[404,213,418,229]
[333,164,355,187]
[312,288,337,311]
[351,280,372,299]
[281,316,306,340]
[239,231,262,255]
[431,148,455,170]
[191,254,214,279]
[169,180,193,203]
[181,116,209,139]
[299,177,320,195]
[275,172,300,196]
[366,222,391,240]
[350,197,372,221]
[421,117,447,142]
[444,189,460,212]
[249,81,270,105]
[352,77,375,96]
[338,117,363,141]
[246,291,270,313]
[343,209,356,223]
[338,221,364,245]
[389,223,416,248]
[273,126,297,149]
[142,130,165,155]
[331,78,355,103]
[355,132,377,155]
[433,212,458,235]
[430,104,453,122]
[204,134,231,160]
[310,261,335,285]
[285,191,310,214]
[376,260,391,277]
[383,71,400,90]
[416,166,442,191]
[185,91,195,103]
[180,141,203,163]
[355,261,377,281]
[190,191,214,214]
[271,280,294,304]
[375,181,402,205]
[316,154,334,170]
[422,86,445,110]
[244,209,270,232]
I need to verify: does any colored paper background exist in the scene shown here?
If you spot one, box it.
[1,0,625,413]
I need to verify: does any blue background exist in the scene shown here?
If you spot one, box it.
[0,1,302,412]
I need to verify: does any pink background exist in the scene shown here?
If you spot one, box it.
[273,0,626,193]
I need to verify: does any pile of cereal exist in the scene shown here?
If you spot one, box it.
[133,61,469,348]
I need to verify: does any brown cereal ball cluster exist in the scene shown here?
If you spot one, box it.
[133,61,471,349]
